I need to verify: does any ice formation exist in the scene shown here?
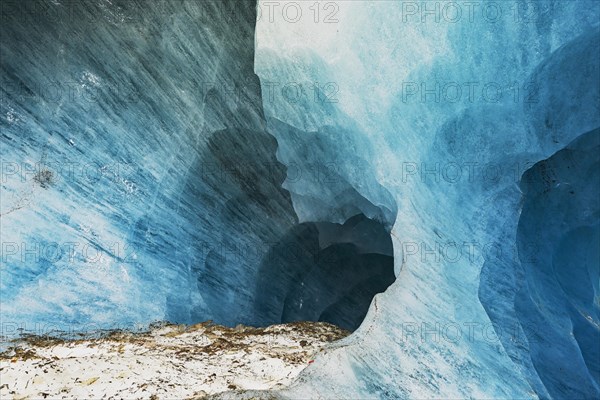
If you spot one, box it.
[255,2,600,398]
[1,0,599,398]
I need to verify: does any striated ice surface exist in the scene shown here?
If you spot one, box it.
[1,0,599,398]
[1,0,290,331]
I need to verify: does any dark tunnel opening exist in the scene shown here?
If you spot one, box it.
[254,213,396,332]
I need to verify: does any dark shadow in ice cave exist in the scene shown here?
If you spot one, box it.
[254,213,396,332]
[187,122,397,332]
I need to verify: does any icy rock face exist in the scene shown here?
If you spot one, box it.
[256,1,600,399]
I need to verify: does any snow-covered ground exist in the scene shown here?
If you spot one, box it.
[0,322,348,399]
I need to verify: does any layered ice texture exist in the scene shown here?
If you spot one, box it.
[1,0,600,399]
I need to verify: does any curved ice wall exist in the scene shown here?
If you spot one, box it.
[255,1,599,399]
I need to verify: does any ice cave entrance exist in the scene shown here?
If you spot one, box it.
[190,125,397,333]
[254,213,396,332]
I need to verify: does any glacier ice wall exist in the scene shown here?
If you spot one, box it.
[255,1,600,399]
[1,0,394,338]
[0,0,298,331]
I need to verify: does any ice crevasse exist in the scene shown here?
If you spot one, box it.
[0,0,598,399]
